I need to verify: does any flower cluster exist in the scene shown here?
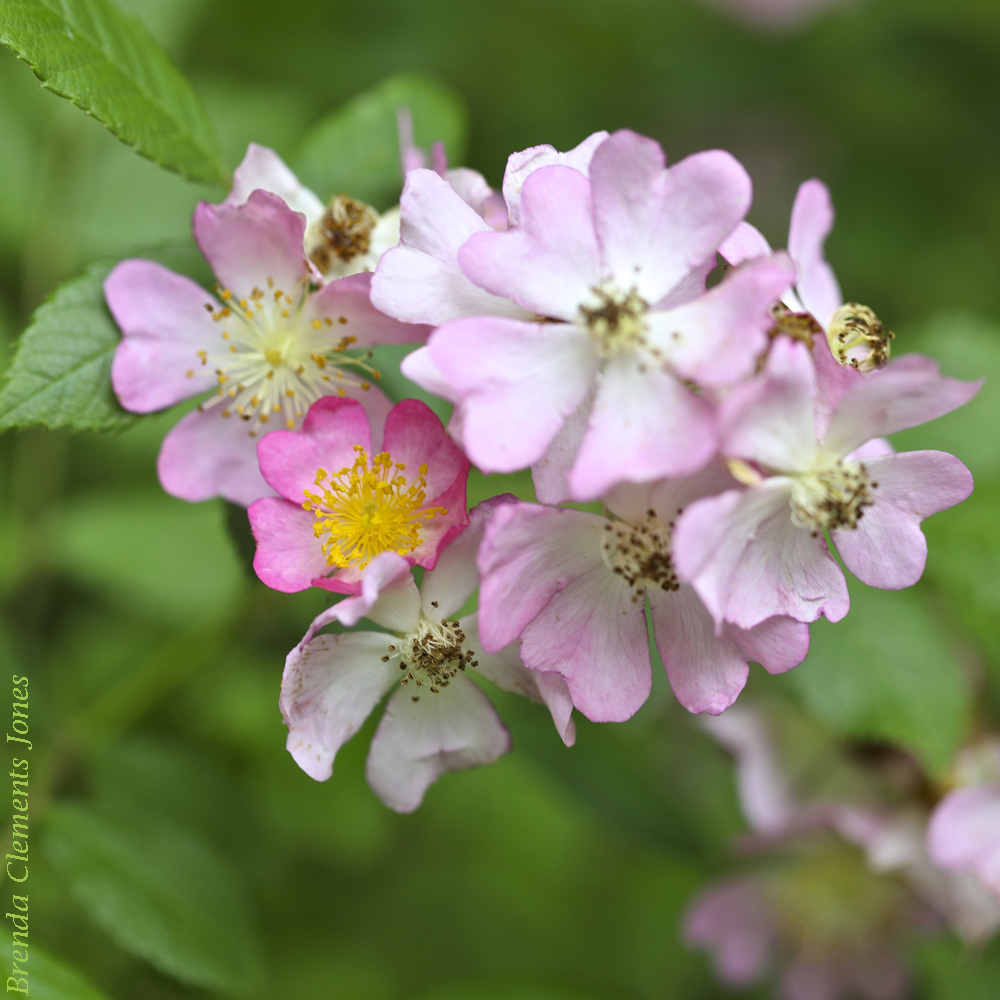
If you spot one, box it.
[107,126,979,815]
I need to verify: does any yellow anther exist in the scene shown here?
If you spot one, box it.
[302,447,447,571]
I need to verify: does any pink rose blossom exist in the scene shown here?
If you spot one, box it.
[249,396,469,595]
[107,189,427,505]
[475,465,809,723]
[401,129,795,499]
[281,498,575,812]
[673,337,979,629]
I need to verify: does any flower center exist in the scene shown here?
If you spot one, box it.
[601,510,679,601]
[193,279,379,435]
[302,446,447,570]
[790,459,875,533]
[580,283,649,357]
[827,303,894,372]
[382,614,478,699]
[768,302,824,347]
[307,194,379,276]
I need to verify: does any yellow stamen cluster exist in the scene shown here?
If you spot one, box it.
[194,278,380,435]
[308,194,379,275]
[302,446,447,570]
[827,303,894,372]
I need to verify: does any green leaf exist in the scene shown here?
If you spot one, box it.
[24,945,112,1000]
[0,0,227,183]
[43,802,264,997]
[786,582,970,775]
[0,242,206,432]
[296,73,468,210]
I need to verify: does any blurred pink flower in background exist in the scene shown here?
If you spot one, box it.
[700,0,855,31]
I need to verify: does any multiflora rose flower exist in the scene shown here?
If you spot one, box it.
[475,465,809,724]
[398,129,796,500]
[672,337,980,629]
[107,189,427,505]
[249,395,469,596]
[281,498,575,812]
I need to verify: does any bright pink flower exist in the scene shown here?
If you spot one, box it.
[107,190,427,505]
[403,129,795,499]
[673,338,979,629]
[475,465,809,723]
[249,396,469,595]
[280,498,575,812]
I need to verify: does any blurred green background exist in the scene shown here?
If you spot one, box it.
[3,0,1000,997]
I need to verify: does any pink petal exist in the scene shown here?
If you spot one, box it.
[419,495,519,620]
[381,398,469,504]
[683,877,773,986]
[787,179,843,327]
[928,785,1000,895]
[833,451,973,589]
[281,631,399,781]
[824,353,983,459]
[673,483,850,628]
[370,169,529,325]
[476,504,605,653]
[106,260,218,412]
[193,189,309,300]
[812,332,863,437]
[590,135,752,306]
[256,397,372,503]
[699,708,796,835]
[502,130,609,226]
[530,387,595,505]
[301,272,430,346]
[732,615,810,675]
[648,585,750,715]
[365,674,510,813]
[249,497,329,592]
[649,254,796,389]
[226,143,325,224]
[443,167,494,217]
[568,355,716,500]
[520,563,651,723]
[719,337,818,473]
[157,406,276,506]
[462,613,576,747]
[429,318,598,474]
[300,552,418,640]
[719,220,772,266]
[458,165,601,320]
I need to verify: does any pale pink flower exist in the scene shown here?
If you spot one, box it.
[400,129,795,499]
[475,465,809,724]
[249,396,469,595]
[928,740,1000,904]
[107,190,427,505]
[673,337,979,629]
[281,498,575,812]
[371,131,609,327]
